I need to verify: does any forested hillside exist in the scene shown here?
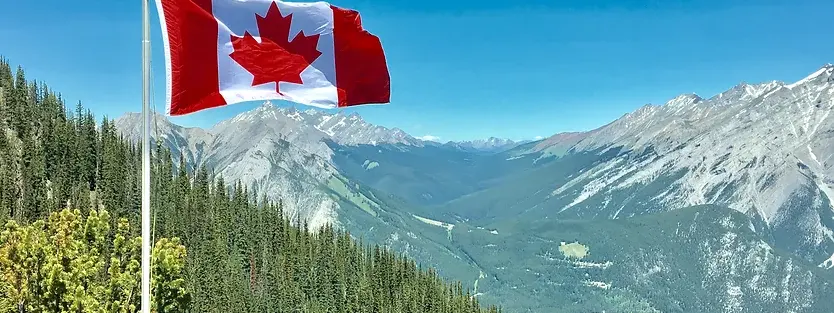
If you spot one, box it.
[0,57,502,313]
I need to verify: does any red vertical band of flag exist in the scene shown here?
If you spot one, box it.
[160,0,227,116]
[331,6,391,108]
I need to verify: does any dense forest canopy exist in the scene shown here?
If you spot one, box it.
[0,57,502,313]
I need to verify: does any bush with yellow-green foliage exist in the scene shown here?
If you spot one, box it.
[0,208,190,313]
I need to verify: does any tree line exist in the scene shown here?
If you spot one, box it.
[0,57,502,313]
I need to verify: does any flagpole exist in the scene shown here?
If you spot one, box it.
[141,0,152,311]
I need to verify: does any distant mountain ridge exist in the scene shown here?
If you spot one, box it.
[442,137,531,153]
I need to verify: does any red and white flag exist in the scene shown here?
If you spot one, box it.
[155,0,390,115]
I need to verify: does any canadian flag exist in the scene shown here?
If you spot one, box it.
[155,0,390,115]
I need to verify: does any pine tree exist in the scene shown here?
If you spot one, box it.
[173,153,190,242]
[10,67,28,138]
[0,58,10,126]
[99,118,121,218]
[0,73,11,220]
[19,127,46,221]
[0,137,10,220]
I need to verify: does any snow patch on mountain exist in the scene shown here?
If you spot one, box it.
[820,253,834,269]
[413,214,454,231]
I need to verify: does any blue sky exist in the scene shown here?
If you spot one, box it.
[1,0,833,142]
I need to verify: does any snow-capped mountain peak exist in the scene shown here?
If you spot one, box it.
[210,101,420,149]
[786,64,834,89]
[709,81,785,105]
[664,93,703,107]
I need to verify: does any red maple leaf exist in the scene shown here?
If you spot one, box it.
[229,2,322,94]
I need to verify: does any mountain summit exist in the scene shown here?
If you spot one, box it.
[213,101,420,149]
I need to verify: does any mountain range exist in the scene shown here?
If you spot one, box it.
[441,137,530,154]
[116,63,834,312]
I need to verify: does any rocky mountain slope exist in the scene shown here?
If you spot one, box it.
[116,102,420,227]
[431,64,834,263]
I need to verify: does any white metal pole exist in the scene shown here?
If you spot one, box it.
[141,0,152,311]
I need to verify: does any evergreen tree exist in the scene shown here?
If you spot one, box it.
[10,67,28,138]
[0,58,10,126]
[19,127,46,221]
